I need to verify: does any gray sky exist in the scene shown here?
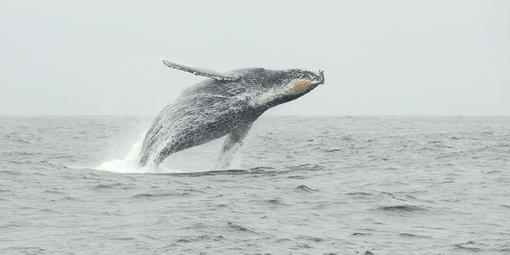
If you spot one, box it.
[1,0,509,116]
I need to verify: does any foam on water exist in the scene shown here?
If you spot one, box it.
[96,136,185,174]
[96,134,242,174]
[96,138,150,173]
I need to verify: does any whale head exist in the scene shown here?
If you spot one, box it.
[285,69,325,94]
[251,69,325,108]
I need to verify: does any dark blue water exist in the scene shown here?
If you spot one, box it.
[1,116,509,254]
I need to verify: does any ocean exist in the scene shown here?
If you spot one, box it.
[1,116,509,254]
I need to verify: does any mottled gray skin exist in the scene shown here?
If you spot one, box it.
[139,62,324,167]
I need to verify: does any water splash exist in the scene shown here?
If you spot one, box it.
[95,133,241,174]
[96,138,150,173]
[96,135,182,174]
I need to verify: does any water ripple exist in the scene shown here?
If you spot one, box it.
[376,205,428,212]
[227,221,259,234]
[296,185,317,192]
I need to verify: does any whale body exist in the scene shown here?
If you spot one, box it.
[139,60,324,168]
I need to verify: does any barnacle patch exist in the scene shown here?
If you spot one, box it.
[292,81,312,93]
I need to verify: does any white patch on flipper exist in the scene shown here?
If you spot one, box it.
[215,141,243,169]
[215,124,251,169]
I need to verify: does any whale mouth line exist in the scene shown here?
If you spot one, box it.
[312,78,324,87]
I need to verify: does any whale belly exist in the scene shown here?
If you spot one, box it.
[138,93,258,167]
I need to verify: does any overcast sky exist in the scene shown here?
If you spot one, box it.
[1,0,509,116]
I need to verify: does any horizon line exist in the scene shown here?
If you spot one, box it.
[1,114,510,118]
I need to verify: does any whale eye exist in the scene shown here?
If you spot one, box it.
[292,80,312,93]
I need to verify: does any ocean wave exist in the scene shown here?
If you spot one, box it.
[377,205,428,212]
[296,185,317,192]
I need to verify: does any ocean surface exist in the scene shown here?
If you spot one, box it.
[1,116,509,254]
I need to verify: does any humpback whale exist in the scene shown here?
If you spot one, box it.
[139,60,324,168]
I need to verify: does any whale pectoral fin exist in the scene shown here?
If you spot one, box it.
[215,124,252,169]
[162,59,239,81]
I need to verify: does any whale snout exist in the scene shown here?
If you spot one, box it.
[312,70,324,86]
[318,70,325,84]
